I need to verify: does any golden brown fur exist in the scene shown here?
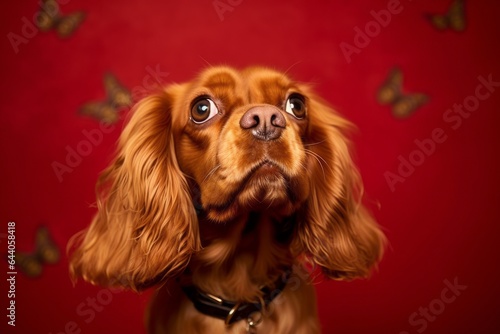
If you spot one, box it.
[69,66,386,333]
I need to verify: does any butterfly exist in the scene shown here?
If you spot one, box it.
[425,0,466,32]
[35,0,86,38]
[80,73,132,124]
[376,68,428,119]
[14,226,60,278]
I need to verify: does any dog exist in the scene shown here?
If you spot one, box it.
[69,66,385,333]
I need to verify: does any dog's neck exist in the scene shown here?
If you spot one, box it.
[185,211,295,302]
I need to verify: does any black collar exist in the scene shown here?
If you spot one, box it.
[181,269,292,325]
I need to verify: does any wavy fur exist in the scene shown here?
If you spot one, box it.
[292,94,385,280]
[69,92,200,290]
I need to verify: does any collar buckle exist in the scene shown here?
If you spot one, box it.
[181,268,292,326]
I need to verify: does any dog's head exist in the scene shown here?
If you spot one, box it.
[69,66,385,289]
[175,67,316,222]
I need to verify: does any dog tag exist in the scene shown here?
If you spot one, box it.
[246,311,262,333]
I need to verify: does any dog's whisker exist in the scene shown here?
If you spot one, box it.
[298,161,308,172]
[201,165,221,184]
[198,55,213,68]
[304,149,328,181]
[282,61,303,79]
[303,140,327,147]
[183,173,197,183]
[305,149,329,168]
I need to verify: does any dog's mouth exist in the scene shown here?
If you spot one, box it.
[228,158,289,200]
[202,158,298,220]
[248,159,283,178]
[241,156,292,184]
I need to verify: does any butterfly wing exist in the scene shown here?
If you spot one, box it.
[80,73,131,124]
[104,73,132,109]
[15,252,43,277]
[447,0,466,31]
[35,0,60,31]
[80,100,120,124]
[377,67,403,105]
[426,14,449,30]
[35,226,60,264]
[426,0,466,31]
[56,11,86,38]
[392,93,429,118]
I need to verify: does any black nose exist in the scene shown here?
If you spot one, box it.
[240,106,286,141]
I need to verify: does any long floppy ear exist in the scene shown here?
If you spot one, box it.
[69,91,200,290]
[295,94,386,280]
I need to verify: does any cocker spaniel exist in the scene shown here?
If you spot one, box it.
[69,66,385,333]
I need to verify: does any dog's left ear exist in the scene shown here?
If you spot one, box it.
[69,89,200,290]
[294,94,386,280]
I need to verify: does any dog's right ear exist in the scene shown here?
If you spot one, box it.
[69,90,200,290]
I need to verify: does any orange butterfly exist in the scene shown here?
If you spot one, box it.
[35,0,86,38]
[80,73,132,124]
[425,0,466,32]
[14,226,60,278]
[377,68,428,119]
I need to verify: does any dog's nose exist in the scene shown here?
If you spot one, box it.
[240,106,286,141]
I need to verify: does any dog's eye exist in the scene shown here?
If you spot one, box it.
[191,98,219,124]
[285,94,306,119]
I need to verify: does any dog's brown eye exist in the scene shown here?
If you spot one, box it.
[191,98,219,124]
[285,94,306,119]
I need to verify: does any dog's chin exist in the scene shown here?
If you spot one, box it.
[239,163,291,207]
[203,163,304,222]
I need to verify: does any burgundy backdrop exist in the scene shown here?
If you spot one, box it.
[1,0,500,333]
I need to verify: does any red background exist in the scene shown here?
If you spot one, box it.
[1,0,500,333]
